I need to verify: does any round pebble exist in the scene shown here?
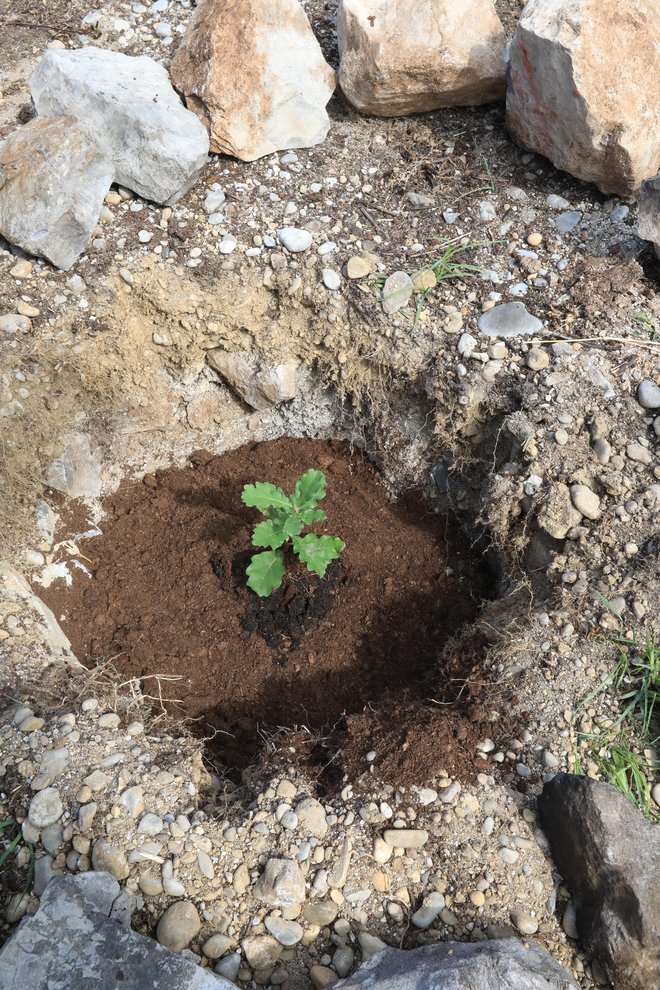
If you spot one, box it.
[157,901,201,951]
[278,227,312,253]
[28,788,63,828]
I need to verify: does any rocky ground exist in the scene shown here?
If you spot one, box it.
[0,1,658,989]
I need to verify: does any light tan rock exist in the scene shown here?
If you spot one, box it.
[337,0,506,117]
[171,0,336,162]
[506,0,660,196]
[206,350,299,411]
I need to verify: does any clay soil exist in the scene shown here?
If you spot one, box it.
[42,438,497,783]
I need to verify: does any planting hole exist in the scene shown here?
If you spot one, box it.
[41,437,500,786]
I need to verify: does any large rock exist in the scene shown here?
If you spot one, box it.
[506,0,660,196]
[638,177,660,260]
[333,939,579,988]
[170,0,335,161]
[336,0,506,117]
[538,774,660,990]
[0,117,112,271]
[0,873,232,990]
[206,350,299,411]
[30,47,209,204]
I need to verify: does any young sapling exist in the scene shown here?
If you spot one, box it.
[241,469,344,597]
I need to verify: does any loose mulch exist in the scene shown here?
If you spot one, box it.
[42,438,498,784]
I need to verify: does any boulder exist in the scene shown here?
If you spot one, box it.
[29,47,209,204]
[336,0,506,117]
[333,939,579,988]
[538,774,660,990]
[638,177,660,259]
[0,873,233,990]
[506,0,660,196]
[170,0,335,161]
[206,350,299,411]
[0,117,112,271]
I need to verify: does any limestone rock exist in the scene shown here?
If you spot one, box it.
[539,774,660,990]
[170,0,335,162]
[538,483,581,540]
[333,939,579,988]
[253,859,306,908]
[506,0,660,196]
[30,47,209,204]
[0,873,232,990]
[478,302,542,338]
[0,117,112,271]
[46,432,102,499]
[337,0,506,117]
[638,177,660,260]
[206,350,298,411]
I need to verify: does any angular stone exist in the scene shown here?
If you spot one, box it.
[334,939,579,988]
[30,47,209,204]
[478,302,543,339]
[382,271,413,314]
[46,432,102,500]
[241,934,282,971]
[254,859,306,908]
[0,874,232,990]
[171,0,335,162]
[506,0,660,196]
[0,117,112,271]
[206,350,298,412]
[337,0,506,116]
[294,798,328,838]
[538,483,582,540]
[539,775,660,990]
[638,178,660,259]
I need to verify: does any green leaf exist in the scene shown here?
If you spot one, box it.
[292,469,327,510]
[299,507,327,525]
[282,514,304,538]
[252,519,287,550]
[292,533,344,577]
[242,482,291,514]
[246,549,285,596]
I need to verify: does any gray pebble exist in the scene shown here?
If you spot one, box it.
[0,314,32,334]
[382,271,413,314]
[637,380,660,410]
[157,901,201,951]
[556,211,581,233]
[28,787,63,828]
[322,269,341,291]
[478,302,542,338]
[278,227,312,252]
[264,916,303,946]
[215,952,241,981]
[138,813,164,836]
[546,194,570,209]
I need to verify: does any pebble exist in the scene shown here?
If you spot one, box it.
[242,934,282,970]
[652,783,660,808]
[98,713,120,729]
[411,891,445,928]
[203,934,233,960]
[91,839,130,880]
[322,269,341,291]
[546,194,570,209]
[139,874,164,896]
[382,828,428,849]
[563,902,579,939]
[526,232,543,246]
[17,302,40,318]
[278,227,312,253]
[498,848,519,865]
[0,314,32,334]
[357,932,387,957]
[637,380,660,410]
[157,901,201,951]
[478,302,542,338]
[295,797,328,838]
[556,211,581,233]
[570,484,601,520]
[215,953,241,981]
[457,333,477,359]
[265,917,303,946]
[382,271,413,314]
[346,256,372,279]
[310,965,338,989]
[28,787,63,828]
[333,946,354,978]
[138,813,163,836]
[439,781,461,804]
[511,908,538,934]
[627,442,652,465]
[9,260,33,278]
[412,268,436,291]
[479,201,497,222]
[303,901,339,927]
[197,850,214,879]
[254,858,306,907]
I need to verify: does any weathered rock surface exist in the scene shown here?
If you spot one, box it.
[0,117,112,271]
[638,177,660,259]
[337,0,506,117]
[538,774,660,990]
[171,0,335,161]
[506,0,660,196]
[0,873,233,990]
[253,858,306,908]
[333,939,580,988]
[30,47,209,204]
[206,350,299,411]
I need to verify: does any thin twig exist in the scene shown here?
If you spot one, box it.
[536,335,660,351]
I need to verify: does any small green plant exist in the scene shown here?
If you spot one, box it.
[241,470,344,597]
[574,604,659,820]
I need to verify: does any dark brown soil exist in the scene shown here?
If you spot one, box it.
[42,438,498,784]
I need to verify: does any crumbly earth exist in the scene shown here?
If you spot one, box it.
[0,1,658,989]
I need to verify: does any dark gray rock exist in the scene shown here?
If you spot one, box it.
[333,939,579,989]
[538,774,660,990]
[638,176,660,259]
[0,873,232,990]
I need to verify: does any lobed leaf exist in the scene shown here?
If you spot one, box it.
[252,519,287,550]
[246,549,285,596]
[242,481,291,514]
[299,507,327,525]
[291,469,327,511]
[292,533,344,578]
